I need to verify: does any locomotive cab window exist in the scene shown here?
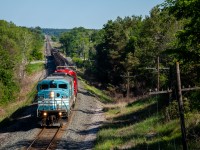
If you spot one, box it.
[50,83,57,88]
[40,84,48,90]
[59,84,67,89]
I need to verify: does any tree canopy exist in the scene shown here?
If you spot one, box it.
[0,20,44,104]
[58,0,199,95]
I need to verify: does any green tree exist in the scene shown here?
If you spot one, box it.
[0,20,44,104]
[96,16,142,85]
[163,0,200,85]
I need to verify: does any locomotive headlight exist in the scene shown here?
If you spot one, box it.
[43,112,47,116]
[59,112,62,116]
[50,91,55,98]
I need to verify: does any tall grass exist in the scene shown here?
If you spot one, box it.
[25,62,44,75]
[79,77,113,103]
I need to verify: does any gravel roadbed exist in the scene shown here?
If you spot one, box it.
[0,104,41,150]
[57,81,105,149]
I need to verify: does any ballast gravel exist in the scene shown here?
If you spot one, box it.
[57,82,105,149]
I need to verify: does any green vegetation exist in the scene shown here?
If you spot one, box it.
[79,77,113,103]
[60,27,97,58]
[51,35,57,42]
[0,20,44,105]
[25,62,44,75]
[42,28,70,37]
[59,0,200,96]
[95,94,200,150]
[72,57,84,68]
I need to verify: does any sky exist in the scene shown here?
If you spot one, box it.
[0,0,165,29]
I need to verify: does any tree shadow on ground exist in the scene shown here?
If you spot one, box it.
[72,108,103,115]
[0,103,39,133]
[78,89,96,98]
[102,95,168,130]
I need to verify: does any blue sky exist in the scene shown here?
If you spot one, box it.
[0,0,165,29]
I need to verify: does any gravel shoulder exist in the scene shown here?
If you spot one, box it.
[57,81,105,149]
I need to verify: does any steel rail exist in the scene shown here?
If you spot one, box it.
[26,127,60,150]
[46,127,61,150]
[26,127,46,150]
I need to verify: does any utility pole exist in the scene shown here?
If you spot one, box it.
[146,56,169,91]
[157,56,160,91]
[149,62,200,150]
[176,62,188,150]
[121,72,134,99]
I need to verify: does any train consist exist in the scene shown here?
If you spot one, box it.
[36,42,77,126]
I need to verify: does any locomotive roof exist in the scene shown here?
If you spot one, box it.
[38,74,73,84]
[46,76,73,81]
[47,72,73,79]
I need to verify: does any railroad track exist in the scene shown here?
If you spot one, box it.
[26,107,75,150]
[26,126,63,150]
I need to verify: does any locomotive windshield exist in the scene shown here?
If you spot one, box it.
[40,84,48,90]
[59,84,68,89]
[50,83,57,88]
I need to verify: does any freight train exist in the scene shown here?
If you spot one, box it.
[36,66,78,127]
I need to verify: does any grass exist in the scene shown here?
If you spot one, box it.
[25,62,44,75]
[52,41,61,48]
[106,97,156,119]
[94,95,200,150]
[78,77,113,103]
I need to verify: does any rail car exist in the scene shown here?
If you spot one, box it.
[55,66,78,97]
[36,73,75,126]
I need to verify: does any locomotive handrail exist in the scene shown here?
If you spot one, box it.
[38,98,69,110]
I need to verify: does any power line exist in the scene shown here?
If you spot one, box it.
[121,71,134,99]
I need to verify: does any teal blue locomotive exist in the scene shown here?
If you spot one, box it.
[36,73,76,126]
